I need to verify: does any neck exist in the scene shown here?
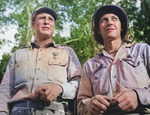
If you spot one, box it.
[35,36,52,47]
[104,39,122,54]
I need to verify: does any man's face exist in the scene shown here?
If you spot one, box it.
[98,13,122,43]
[32,13,55,39]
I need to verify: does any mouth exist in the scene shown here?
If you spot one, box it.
[42,27,50,30]
[106,28,114,32]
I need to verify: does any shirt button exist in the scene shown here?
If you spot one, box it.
[36,78,39,80]
[114,75,117,78]
[37,68,40,70]
[40,49,42,51]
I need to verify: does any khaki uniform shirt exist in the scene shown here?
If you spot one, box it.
[0,41,81,114]
[77,43,150,115]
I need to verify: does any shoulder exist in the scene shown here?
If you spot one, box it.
[57,44,73,49]
[56,44,76,53]
[9,46,30,62]
[18,46,31,52]
[129,43,150,57]
[20,46,31,49]
[131,43,150,50]
[132,42,149,46]
[12,46,31,56]
[83,56,96,68]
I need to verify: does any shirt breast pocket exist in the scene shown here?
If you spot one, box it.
[122,55,150,88]
[47,57,68,84]
[122,55,145,72]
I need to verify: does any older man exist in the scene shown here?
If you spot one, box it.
[0,7,81,115]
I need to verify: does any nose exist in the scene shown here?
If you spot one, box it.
[107,19,113,26]
[44,18,50,25]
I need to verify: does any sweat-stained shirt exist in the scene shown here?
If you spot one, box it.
[0,41,81,114]
[77,43,150,115]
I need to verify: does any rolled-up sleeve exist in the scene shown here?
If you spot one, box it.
[77,63,94,115]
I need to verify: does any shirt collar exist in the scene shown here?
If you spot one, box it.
[31,40,58,49]
[96,42,133,58]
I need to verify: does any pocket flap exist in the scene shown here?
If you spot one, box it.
[48,58,68,66]
[122,55,143,67]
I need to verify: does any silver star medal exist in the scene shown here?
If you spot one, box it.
[52,52,58,59]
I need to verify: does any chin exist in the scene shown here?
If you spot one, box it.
[41,33,50,37]
[107,36,115,39]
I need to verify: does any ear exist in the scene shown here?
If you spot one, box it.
[97,29,101,34]
[31,22,35,30]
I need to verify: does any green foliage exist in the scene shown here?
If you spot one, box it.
[56,0,114,65]
[132,0,150,44]
[0,39,6,49]
[0,53,11,82]
[0,0,12,28]
[0,0,12,48]
[117,0,138,21]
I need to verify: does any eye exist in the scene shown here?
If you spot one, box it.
[112,16,118,20]
[39,17,45,19]
[49,17,54,21]
[101,18,107,23]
